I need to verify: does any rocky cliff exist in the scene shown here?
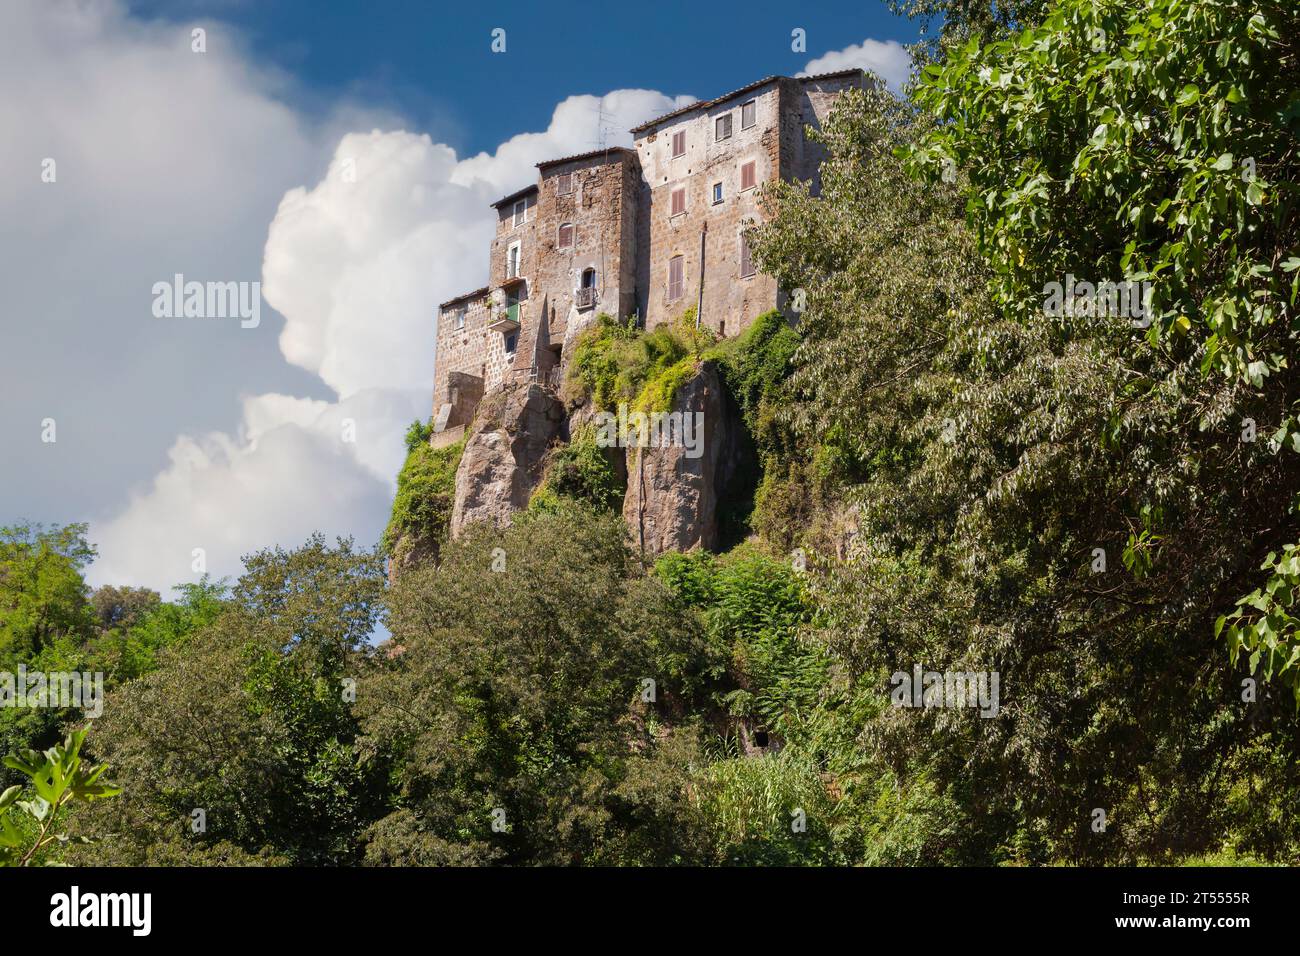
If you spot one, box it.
[449,383,567,537]
[425,358,754,559]
[622,360,750,556]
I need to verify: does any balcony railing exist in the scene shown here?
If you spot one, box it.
[575,287,597,310]
[527,365,564,391]
[488,311,520,333]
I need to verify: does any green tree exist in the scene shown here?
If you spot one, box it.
[73,536,388,865]
[746,6,1300,861]
[0,523,96,658]
[362,508,715,865]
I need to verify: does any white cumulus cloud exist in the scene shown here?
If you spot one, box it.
[802,38,913,93]
[74,4,687,593]
[15,1,888,593]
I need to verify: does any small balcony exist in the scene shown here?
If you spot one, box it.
[488,312,520,333]
[575,287,597,311]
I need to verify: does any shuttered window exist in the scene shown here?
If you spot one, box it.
[715,114,733,141]
[670,187,685,217]
[740,232,755,277]
[740,161,756,190]
[741,100,756,129]
[557,172,573,196]
[668,256,684,301]
[671,130,686,157]
[557,223,574,248]
[513,200,526,226]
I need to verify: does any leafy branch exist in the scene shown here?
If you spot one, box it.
[0,728,120,866]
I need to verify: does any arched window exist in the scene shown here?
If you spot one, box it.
[557,222,574,249]
[577,268,597,310]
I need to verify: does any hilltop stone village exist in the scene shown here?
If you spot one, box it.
[406,70,865,570]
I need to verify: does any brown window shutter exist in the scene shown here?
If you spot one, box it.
[740,232,754,277]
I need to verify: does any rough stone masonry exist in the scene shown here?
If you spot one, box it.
[430,69,867,432]
[418,70,865,559]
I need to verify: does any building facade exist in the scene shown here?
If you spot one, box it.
[431,69,864,440]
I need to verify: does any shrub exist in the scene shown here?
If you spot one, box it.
[567,310,715,413]
[530,426,623,514]
[383,438,464,554]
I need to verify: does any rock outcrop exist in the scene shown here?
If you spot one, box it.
[444,361,752,555]
[450,383,567,536]
[622,360,750,557]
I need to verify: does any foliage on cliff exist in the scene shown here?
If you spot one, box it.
[529,425,623,515]
[566,310,715,414]
[744,0,1300,863]
[362,508,717,864]
[382,423,464,555]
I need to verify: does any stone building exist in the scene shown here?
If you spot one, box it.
[431,69,865,438]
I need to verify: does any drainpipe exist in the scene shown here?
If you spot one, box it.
[696,221,707,329]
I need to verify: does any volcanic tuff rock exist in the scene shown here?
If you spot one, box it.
[449,383,566,536]
[622,361,750,557]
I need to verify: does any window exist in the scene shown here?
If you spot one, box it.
[557,223,574,249]
[715,113,732,141]
[504,332,518,355]
[506,242,521,279]
[577,268,597,309]
[668,255,685,301]
[453,307,466,330]
[740,231,755,278]
[671,130,686,158]
[712,182,723,205]
[557,172,573,196]
[740,161,757,191]
[741,100,756,129]
[670,187,685,217]
[512,199,527,227]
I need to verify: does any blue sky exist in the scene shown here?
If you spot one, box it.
[3,0,921,597]
[124,0,917,154]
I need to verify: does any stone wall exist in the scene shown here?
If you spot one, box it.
[486,186,537,383]
[431,370,483,448]
[782,73,868,192]
[533,150,638,353]
[431,71,865,438]
[433,291,507,413]
[634,81,782,335]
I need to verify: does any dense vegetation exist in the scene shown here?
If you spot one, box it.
[4,0,1298,866]
[385,421,464,554]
